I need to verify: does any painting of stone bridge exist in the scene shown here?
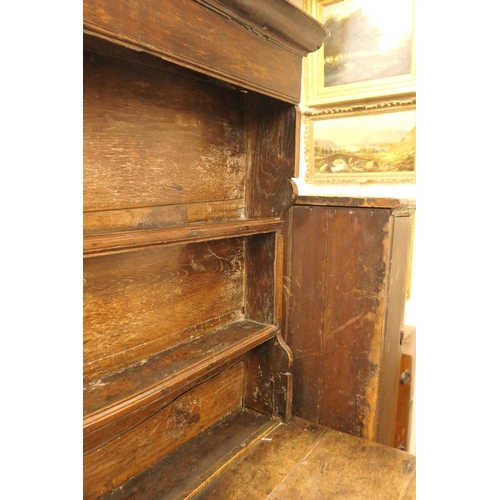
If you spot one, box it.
[307,107,416,183]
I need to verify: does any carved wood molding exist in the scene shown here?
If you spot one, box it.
[195,0,328,55]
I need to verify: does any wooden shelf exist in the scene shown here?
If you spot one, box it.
[98,411,416,500]
[84,218,283,256]
[100,407,281,500]
[84,320,278,446]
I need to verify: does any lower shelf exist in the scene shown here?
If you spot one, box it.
[99,408,416,500]
[84,320,277,446]
[101,407,281,500]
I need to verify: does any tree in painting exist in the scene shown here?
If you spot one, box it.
[323,0,413,88]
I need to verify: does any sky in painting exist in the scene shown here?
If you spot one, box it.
[314,110,415,145]
[322,0,413,53]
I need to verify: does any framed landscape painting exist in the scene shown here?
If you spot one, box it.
[304,102,416,184]
[304,0,416,106]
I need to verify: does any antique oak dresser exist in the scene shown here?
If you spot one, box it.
[83,1,416,498]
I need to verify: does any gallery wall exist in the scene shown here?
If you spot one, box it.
[291,0,417,455]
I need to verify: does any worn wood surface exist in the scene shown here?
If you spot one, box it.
[284,205,394,440]
[101,408,280,500]
[83,321,277,452]
[84,49,246,216]
[84,356,243,456]
[193,419,328,499]
[83,1,325,496]
[243,333,293,422]
[83,0,326,104]
[394,353,413,451]
[84,238,244,375]
[376,215,412,446]
[283,206,328,423]
[84,363,244,500]
[84,218,282,256]
[245,94,299,219]
[192,417,415,500]
[296,195,416,211]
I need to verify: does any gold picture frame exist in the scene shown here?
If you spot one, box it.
[304,98,416,184]
[304,0,416,106]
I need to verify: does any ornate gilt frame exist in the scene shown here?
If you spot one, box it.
[304,0,416,106]
[304,97,416,184]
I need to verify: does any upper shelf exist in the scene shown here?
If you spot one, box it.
[83,0,327,104]
[84,218,283,256]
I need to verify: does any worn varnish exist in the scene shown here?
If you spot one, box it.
[101,408,281,500]
[192,417,416,500]
[83,0,327,104]
[84,363,244,500]
[82,2,416,498]
[84,50,246,216]
[283,198,414,446]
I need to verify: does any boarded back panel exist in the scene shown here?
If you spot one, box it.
[84,363,244,500]
[83,238,244,372]
[84,50,245,214]
[320,207,390,439]
[284,206,328,423]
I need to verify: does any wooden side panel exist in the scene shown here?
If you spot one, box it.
[83,238,244,379]
[245,233,275,325]
[377,215,412,446]
[284,206,328,423]
[243,334,293,421]
[83,363,244,500]
[320,207,391,439]
[245,94,298,219]
[285,205,395,440]
[84,49,245,217]
[83,0,304,103]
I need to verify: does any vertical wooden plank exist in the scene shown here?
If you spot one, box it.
[284,206,328,423]
[377,215,412,446]
[245,93,298,219]
[320,207,391,439]
[245,233,275,325]
[394,353,413,451]
[243,333,293,421]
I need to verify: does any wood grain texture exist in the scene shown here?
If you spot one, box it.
[84,219,282,256]
[320,207,391,439]
[377,215,412,446]
[83,200,245,234]
[267,423,416,499]
[245,93,298,219]
[83,0,316,103]
[84,49,246,213]
[192,419,329,500]
[84,363,244,500]
[243,333,293,422]
[101,408,280,500]
[296,195,416,211]
[196,0,328,54]
[84,357,242,456]
[283,205,328,423]
[84,238,244,370]
[394,353,413,451]
[285,205,396,441]
[401,475,416,500]
[84,320,277,428]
